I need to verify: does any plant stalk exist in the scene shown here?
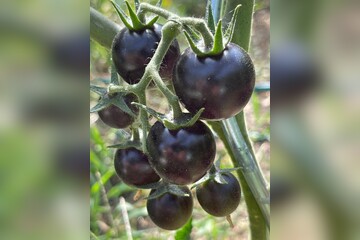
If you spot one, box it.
[211,0,270,237]
[90,7,120,49]
[221,118,270,227]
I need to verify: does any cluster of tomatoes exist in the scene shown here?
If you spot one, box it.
[96,15,255,230]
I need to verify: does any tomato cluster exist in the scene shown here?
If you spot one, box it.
[92,3,257,231]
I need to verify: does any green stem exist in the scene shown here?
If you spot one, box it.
[139,3,175,19]
[139,3,214,49]
[208,121,268,240]
[214,0,270,238]
[90,7,120,49]
[221,118,270,227]
[180,18,214,49]
[137,93,149,153]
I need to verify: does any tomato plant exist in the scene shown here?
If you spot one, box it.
[90,0,269,239]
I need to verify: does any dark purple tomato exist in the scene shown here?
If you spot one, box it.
[112,24,180,84]
[196,172,241,217]
[146,121,216,185]
[114,147,160,187]
[147,186,193,230]
[98,93,138,129]
[173,43,255,120]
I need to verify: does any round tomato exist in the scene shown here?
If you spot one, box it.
[114,147,160,187]
[173,43,255,120]
[196,172,241,217]
[146,121,216,185]
[112,24,180,84]
[98,93,138,129]
[147,186,193,230]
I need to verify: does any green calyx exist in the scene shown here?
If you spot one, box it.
[111,0,159,31]
[131,102,204,130]
[184,4,241,57]
[146,182,191,200]
[191,154,241,189]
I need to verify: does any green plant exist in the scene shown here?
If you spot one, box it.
[90,0,269,239]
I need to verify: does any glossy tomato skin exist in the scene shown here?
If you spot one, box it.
[196,172,241,217]
[98,93,138,129]
[147,186,193,230]
[114,147,160,187]
[112,24,180,84]
[173,43,255,120]
[146,121,216,185]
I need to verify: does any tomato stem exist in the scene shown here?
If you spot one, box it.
[221,117,270,227]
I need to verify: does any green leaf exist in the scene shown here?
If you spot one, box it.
[224,4,241,45]
[111,94,137,117]
[90,98,111,113]
[175,218,193,240]
[110,63,119,85]
[205,0,215,34]
[125,1,145,30]
[111,1,133,30]
[90,85,107,95]
[211,20,224,54]
[107,183,133,198]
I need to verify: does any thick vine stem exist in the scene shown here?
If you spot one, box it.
[221,118,270,227]
[90,7,120,49]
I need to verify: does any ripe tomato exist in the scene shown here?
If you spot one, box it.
[98,93,138,129]
[147,186,193,230]
[114,147,160,187]
[112,24,180,84]
[173,43,255,120]
[196,172,241,217]
[146,121,216,185]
